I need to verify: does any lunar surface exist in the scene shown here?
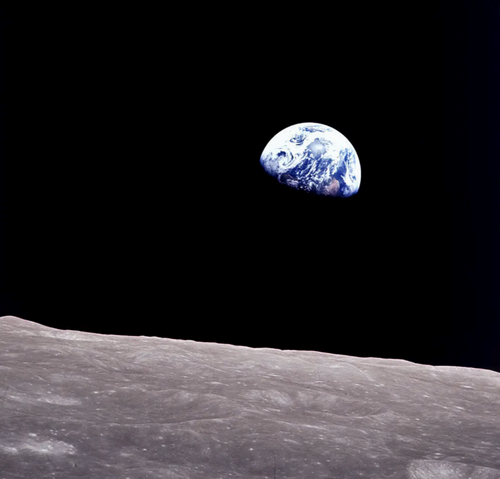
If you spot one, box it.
[0,316,499,478]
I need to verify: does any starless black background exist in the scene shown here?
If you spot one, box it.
[1,2,499,372]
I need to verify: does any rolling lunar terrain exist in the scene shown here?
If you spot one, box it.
[0,316,499,478]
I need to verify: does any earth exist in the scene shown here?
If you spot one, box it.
[260,122,361,197]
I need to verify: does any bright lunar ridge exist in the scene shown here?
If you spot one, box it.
[260,122,361,197]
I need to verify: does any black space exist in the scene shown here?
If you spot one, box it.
[1,2,499,372]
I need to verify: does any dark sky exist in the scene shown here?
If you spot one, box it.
[1,2,499,372]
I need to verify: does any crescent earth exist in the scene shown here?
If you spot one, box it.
[260,122,361,198]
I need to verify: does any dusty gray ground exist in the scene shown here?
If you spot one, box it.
[0,316,499,478]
